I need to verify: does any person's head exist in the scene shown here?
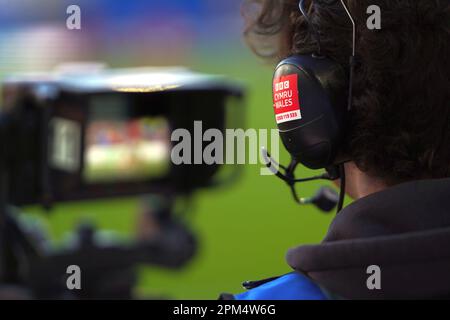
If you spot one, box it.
[243,0,450,199]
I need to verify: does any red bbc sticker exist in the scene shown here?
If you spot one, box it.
[273,74,301,124]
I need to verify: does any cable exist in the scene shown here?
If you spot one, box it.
[339,0,357,111]
[299,0,322,56]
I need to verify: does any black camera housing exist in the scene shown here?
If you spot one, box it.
[0,67,244,206]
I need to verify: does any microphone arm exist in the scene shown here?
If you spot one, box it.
[261,147,329,184]
[261,147,341,213]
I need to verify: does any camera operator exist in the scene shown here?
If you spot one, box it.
[224,0,450,299]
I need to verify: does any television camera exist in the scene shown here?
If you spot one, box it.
[0,65,245,299]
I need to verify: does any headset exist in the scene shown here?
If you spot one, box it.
[263,0,356,213]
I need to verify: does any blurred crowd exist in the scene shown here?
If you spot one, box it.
[0,0,243,75]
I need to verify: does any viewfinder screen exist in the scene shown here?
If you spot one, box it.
[84,95,171,183]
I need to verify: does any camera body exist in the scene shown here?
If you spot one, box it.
[1,67,244,206]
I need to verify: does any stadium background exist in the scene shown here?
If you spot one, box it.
[0,0,339,299]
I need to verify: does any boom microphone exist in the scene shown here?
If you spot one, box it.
[261,147,340,213]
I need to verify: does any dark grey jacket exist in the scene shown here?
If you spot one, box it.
[287,177,450,299]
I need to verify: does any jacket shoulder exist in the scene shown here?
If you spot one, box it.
[225,272,329,300]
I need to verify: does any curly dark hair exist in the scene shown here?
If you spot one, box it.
[243,0,450,184]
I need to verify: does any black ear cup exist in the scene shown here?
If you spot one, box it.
[272,54,348,169]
